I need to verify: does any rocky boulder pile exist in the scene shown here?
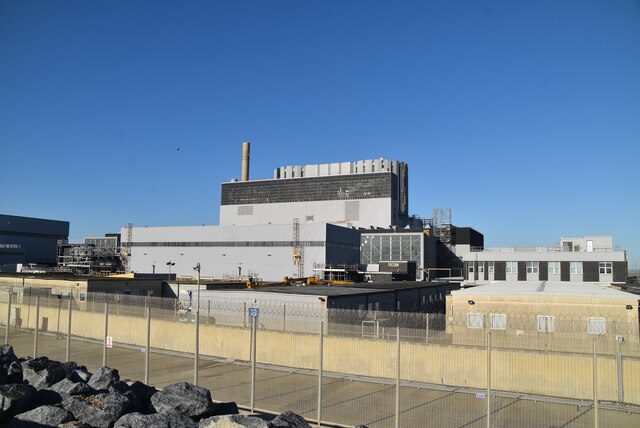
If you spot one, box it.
[0,345,341,428]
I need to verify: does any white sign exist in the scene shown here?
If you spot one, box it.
[106,336,113,348]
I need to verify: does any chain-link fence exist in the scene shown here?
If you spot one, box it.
[1,288,639,427]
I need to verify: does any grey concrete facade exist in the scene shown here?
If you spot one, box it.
[125,222,360,282]
[0,214,69,269]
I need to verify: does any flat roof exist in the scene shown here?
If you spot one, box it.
[249,285,390,297]
[334,281,459,291]
[452,281,639,300]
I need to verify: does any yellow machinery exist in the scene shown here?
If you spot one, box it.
[246,276,353,288]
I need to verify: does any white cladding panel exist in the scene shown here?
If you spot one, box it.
[125,223,359,282]
[220,198,392,228]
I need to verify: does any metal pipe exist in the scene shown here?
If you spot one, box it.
[317,321,324,427]
[250,315,257,412]
[145,307,151,385]
[593,338,599,428]
[33,296,40,358]
[5,289,12,345]
[103,302,109,367]
[395,326,401,428]
[194,263,201,385]
[66,298,72,362]
[486,329,492,428]
[241,142,250,181]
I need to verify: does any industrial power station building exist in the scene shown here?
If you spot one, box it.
[124,145,428,282]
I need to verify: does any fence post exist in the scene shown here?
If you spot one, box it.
[317,321,324,427]
[33,296,40,358]
[486,329,491,428]
[5,289,12,345]
[103,302,109,367]
[283,304,287,332]
[395,326,401,428]
[194,307,200,386]
[616,337,623,403]
[207,300,210,325]
[66,298,72,362]
[425,314,429,344]
[593,337,599,428]
[250,314,257,412]
[145,306,151,385]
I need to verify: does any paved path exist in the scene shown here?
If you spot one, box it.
[7,330,640,428]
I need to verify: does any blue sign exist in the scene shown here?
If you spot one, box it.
[249,307,259,317]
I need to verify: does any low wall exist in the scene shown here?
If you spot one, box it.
[1,299,639,405]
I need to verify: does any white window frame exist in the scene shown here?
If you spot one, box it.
[468,263,474,274]
[537,315,555,332]
[488,261,494,273]
[79,292,87,302]
[588,317,606,335]
[478,263,484,274]
[599,262,612,274]
[467,313,484,329]
[570,261,583,274]
[491,314,507,330]
[548,261,560,274]
[526,261,539,274]
[506,261,518,274]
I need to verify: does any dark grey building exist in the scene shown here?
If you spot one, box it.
[0,214,69,270]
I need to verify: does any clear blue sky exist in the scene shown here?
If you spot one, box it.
[1,1,639,267]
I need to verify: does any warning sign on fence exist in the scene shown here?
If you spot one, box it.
[106,336,113,348]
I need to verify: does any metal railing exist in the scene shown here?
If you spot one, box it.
[1,289,639,427]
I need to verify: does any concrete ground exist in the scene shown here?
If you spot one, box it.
[7,330,640,428]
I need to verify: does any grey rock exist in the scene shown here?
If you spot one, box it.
[0,384,38,423]
[0,344,17,365]
[59,423,93,428]
[211,402,238,416]
[7,361,23,384]
[8,404,73,427]
[354,425,369,428]
[115,410,197,428]
[150,382,214,419]
[268,411,311,428]
[0,366,7,385]
[199,414,269,428]
[36,388,63,406]
[129,381,157,408]
[62,391,130,428]
[50,378,95,395]
[109,381,144,414]
[88,366,120,390]
[74,367,92,382]
[22,357,66,389]
[60,361,83,382]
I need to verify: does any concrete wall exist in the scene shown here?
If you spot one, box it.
[219,198,393,229]
[0,278,162,297]
[127,223,360,282]
[2,300,639,404]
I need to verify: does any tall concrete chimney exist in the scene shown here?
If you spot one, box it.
[241,142,250,181]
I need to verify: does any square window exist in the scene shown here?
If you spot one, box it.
[491,314,507,330]
[537,316,555,332]
[526,261,539,274]
[570,262,583,274]
[506,261,518,273]
[588,318,606,334]
[467,313,484,329]
[599,262,612,274]
[548,261,560,274]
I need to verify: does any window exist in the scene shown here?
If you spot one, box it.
[588,318,606,334]
[599,262,612,274]
[468,263,474,274]
[467,313,484,329]
[537,316,555,332]
[491,314,507,330]
[548,261,560,274]
[506,261,518,273]
[570,262,583,274]
[526,261,539,274]
[478,263,484,274]
[488,262,494,273]
[79,292,87,302]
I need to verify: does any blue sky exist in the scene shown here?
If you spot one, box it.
[1,1,639,267]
